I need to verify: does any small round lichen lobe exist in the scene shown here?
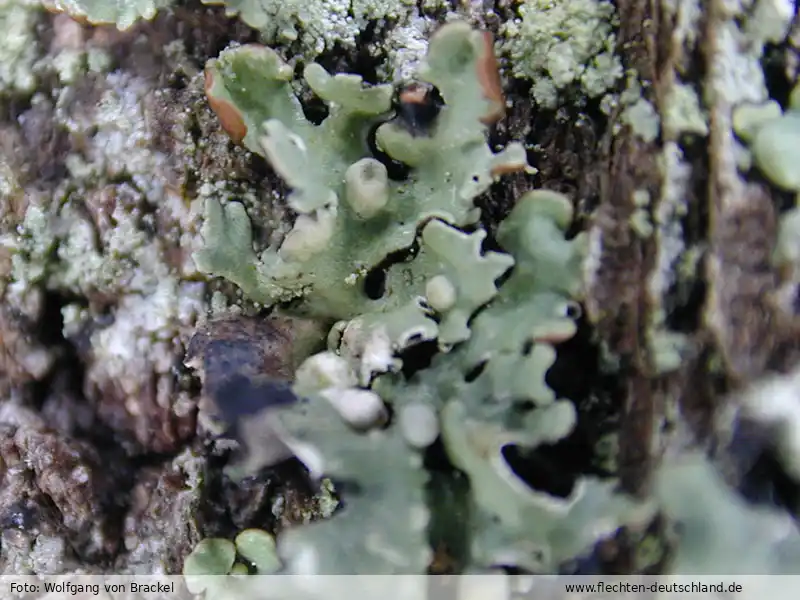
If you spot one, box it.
[425,274,456,311]
[732,100,782,143]
[399,402,439,449]
[345,158,389,219]
[751,111,800,191]
[320,388,388,430]
[295,351,357,391]
[278,208,337,262]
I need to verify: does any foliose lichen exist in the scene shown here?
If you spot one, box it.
[183,528,281,594]
[185,19,650,574]
[217,189,649,574]
[172,5,800,578]
[373,192,641,573]
[657,454,800,573]
[736,101,800,192]
[196,23,527,327]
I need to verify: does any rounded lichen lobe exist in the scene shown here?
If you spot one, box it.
[425,274,456,311]
[278,208,337,262]
[345,158,389,219]
[399,402,439,449]
[321,388,388,430]
[751,111,800,191]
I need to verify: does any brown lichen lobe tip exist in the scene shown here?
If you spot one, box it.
[399,83,431,106]
[490,160,528,178]
[477,31,505,125]
[204,67,248,145]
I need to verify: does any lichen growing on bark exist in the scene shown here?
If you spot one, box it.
[38,0,446,74]
[2,0,800,580]
[197,23,526,320]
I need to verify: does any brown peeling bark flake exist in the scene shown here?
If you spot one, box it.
[589,0,663,499]
[705,184,780,383]
[590,129,660,497]
[589,133,652,357]
[703,0,782,386]
[592,133,658,494]
[618,372,657,497]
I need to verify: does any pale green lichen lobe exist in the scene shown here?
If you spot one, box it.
[198,23,528,320]
[751,111,800,191]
